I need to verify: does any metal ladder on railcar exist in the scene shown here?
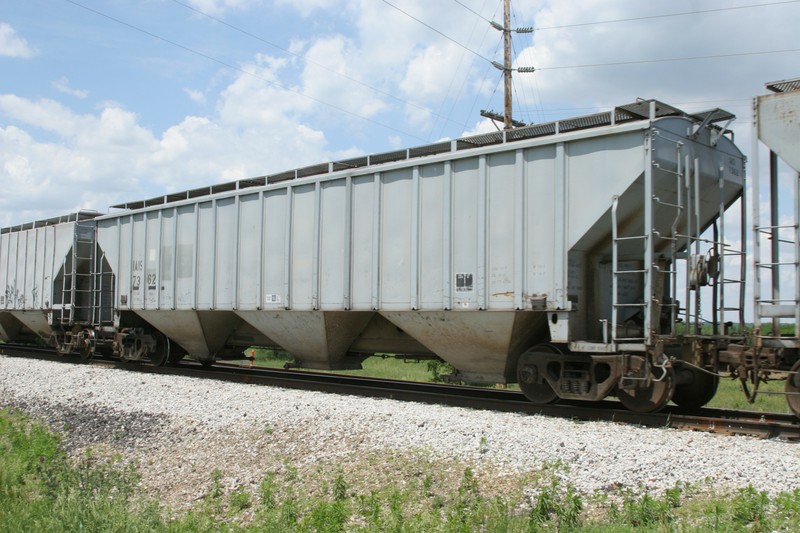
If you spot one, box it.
[610,139,746,348]
[610,135,682,348]
[58,220,97,327]
[752,152,800,347]
[610,194,654,346]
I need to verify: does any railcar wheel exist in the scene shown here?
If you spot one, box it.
[78,329,96,360]
[785,360,800,416]
[616,360,675,413]
[78,345,93,360]
[671,367,719,409]
[517,345,560,405]
[148,332,170,367]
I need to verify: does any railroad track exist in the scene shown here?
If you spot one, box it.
[2,343,798,440]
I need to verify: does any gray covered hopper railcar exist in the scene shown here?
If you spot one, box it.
[0,211,105,349]
[2,99,751,413]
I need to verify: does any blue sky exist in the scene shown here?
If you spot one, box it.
[1,0,799,228]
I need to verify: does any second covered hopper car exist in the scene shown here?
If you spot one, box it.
[2,91,798,414]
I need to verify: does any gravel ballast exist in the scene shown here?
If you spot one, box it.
[1,354,800,510]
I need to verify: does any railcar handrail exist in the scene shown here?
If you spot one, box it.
[0,210,101,234]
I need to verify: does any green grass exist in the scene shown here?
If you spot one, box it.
[0,408,166,532]
[757,323,797,337]
[676,322,796,337]
[248,347,444,382]
[3,409,800,532]
[707,375,791,413]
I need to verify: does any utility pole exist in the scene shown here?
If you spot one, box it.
[502,0,512,130]
[481,0,534,129]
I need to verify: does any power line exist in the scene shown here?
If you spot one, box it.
[533,0,800,31]
[380,0,492,63]
[64,0,429,142]
[460,35,502,135]
[509,1,538,124]
[64,0,797,139]
[537,47,800,70]
[383,0,800,75]
[451,0,492,23]
[430,0,494,141]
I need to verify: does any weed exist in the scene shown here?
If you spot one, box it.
[458,466,479,498]
[708,497,726,530]
[252,347,294,363]
[279,494,300,529]
[620,490,673,527]
[733,484,770,527]
[308,499,348,533]
[358,491,382,526]
[541,458,570,473]
[775,488,800,521]
[208,468,224,500]
[332,470,347,501]
[229,486,252,513]
[559,484,584,530]
[527,475,584,530]
[478,434,489,454]
[426,358,455,382]
[284,462,299,482]
[388,489,406,527]
[259,473,277,510]
[432,494,446,509]
[422,473,434,495]
[665,482,683,508]
[529,479,560,525]
[0,408,167,532]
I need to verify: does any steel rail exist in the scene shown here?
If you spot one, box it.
[1,344,798,440]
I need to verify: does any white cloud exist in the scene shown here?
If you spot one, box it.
[400,43,464,102]
[0,94,87,138]
[0,48,340,227]
[52,77,89,99]
[0,22,36,58]
[287,38,307,57]
[460,117,500,138]
[0,125,105,226]
[184,88,207,104]
[299,35,388,123]
[215,53,311,126]
[402,102,432,129]
[510,0,796,122]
